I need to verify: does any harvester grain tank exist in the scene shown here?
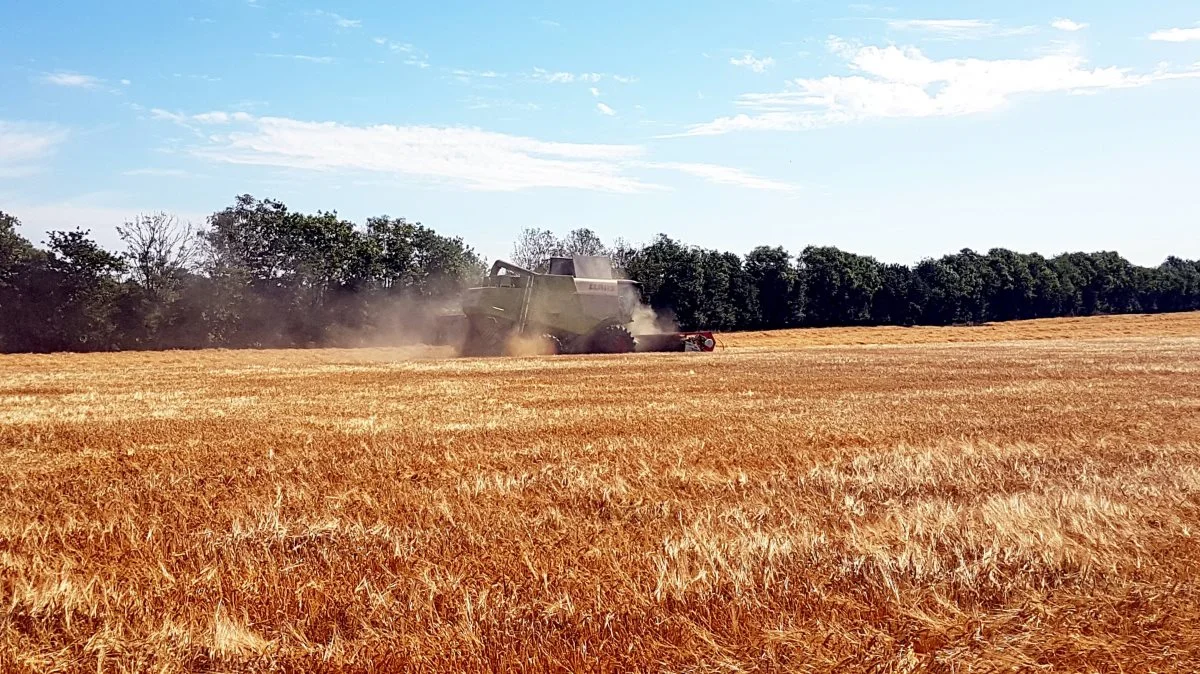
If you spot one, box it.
[434,255,716,356]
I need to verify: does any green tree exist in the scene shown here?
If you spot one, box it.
[745,246,800,329]
[797,246,881,326]
[116,212,201,347]
[41,229,127,351]
[624,235,707,330]
[982,248,1036,321]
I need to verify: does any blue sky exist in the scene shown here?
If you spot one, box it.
[2,1,1198,266]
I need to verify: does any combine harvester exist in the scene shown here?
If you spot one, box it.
[433,255,716,356]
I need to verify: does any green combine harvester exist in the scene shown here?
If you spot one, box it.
[433,255,716,356]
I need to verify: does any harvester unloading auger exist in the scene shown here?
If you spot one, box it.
[432,255,716,356]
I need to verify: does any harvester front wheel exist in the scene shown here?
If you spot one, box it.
[587,324,636,354]
[460,316,510,357]
[540,333,563,356]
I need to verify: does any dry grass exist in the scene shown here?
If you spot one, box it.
[717,311,1200,349]
[1,312,1199,672]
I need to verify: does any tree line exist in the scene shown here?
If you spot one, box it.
[1,196,484,353]
[2,196,1198,353]
[510,227,1200,332]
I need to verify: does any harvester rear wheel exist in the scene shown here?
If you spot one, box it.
[587,324,636,354]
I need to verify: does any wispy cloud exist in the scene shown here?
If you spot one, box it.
[173,73,222,83]
[529,68,635,84]
[730,53,775,73]
[151,109,254,126]
[40,71,105,89]
[675,38,1200,137]
[0,121,69,177]
[850,3,895,13]
[1051,18,1088,32]
[182,114,651,192]
[154,111,792,195]
[535,17,561,29]
[597,103,616,116]
[1149,25,1200,42]
[373,38,430,67]
[256,53,334,63]
[121,168,190,177]
[638,162,799,193]
[311,9,360,29]
[450,68,502,83]
[887,19,1036,40]
[590,87,601,97]
[531,68,594,84]
[462,96,540,112]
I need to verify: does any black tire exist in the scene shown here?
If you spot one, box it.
[460,316,510,357]
[541,333,563,355]
[587,324,636,354]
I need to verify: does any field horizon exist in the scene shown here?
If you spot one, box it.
[2,312,1199,672]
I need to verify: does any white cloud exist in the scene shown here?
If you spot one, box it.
[374,39,430,67]
[40,71,104,89]
[183,114,652,192]
[530,68,634,84]
[887,19,1035,40]
[257,53,334,63]
[149,109,254,134]
[677,39,1200,136]
[311,10,360,29]
[173,73,221,83]
[451,69,501,79]
[536,18,561,28]
[120,79,131,86]
[639,162,798,193]
[191,111,254,124]
[121,168,190,177]
[730,53,775,73]
[1051,18,1088,32]
[850,3,895,12]
[157,111,793,195]
[462,96,540,112]
[0,121,68,177]
[590,87,601,97]
[532,68,577,84]
[1149,26,1200,42]
[597,103,616,116]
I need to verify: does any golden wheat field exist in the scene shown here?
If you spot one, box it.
[2,313,1200,673]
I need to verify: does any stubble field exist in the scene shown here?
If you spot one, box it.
[2,313,1200,673]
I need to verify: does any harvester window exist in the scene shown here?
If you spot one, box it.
[547,258,575,276]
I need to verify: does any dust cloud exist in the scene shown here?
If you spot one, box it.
[629,303,679,336]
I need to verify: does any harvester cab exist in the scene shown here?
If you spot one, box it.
[443,255,715,357]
